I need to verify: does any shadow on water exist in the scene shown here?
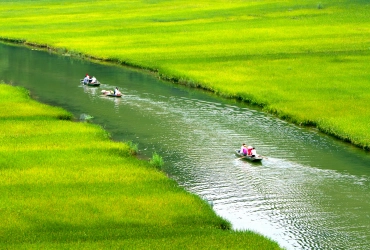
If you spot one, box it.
[1,42,370,250]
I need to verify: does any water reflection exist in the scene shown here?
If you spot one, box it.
[1,42,370,250]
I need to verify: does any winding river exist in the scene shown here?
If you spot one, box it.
[1,42,370,250]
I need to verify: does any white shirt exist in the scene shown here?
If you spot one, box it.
[83,76,90,83]
[114,89,121,95]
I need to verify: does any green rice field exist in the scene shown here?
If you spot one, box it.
[0,83,281,249]
[1,1,368,248]
[1,0,369,149]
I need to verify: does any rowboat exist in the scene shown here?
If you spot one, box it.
[101,90,122,97]
[235,150,263,162]
[80,79,101,87]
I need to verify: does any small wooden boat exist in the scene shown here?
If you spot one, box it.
[235,150,263,162]
[101,90,122,98]
[80,79,101,87]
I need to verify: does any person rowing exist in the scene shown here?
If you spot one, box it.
[251,147,257,157]
[114,87,121,96]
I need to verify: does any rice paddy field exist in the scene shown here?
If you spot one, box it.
[1,0,369,150]
[0,83,281,249]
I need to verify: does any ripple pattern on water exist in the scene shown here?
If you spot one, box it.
[115,93,370,250]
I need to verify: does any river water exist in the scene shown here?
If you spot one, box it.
[1,42,370,250]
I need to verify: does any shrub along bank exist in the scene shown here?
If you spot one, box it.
[0,83,281,249]
[0,0,369,150]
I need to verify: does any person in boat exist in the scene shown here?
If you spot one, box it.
[251,147,257,157]
[246,146,253,156]
[91,76,97,84]
[83,74,90,84]
[114,87,121,96]
[240,144,248,155]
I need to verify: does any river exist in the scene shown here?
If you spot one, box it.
[1,42,370,250]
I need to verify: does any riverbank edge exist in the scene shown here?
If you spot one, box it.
[0,81,282,249]
[2,38,367,151]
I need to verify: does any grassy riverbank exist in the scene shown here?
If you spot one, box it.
[1,0,369,150]
[0,83,281,249]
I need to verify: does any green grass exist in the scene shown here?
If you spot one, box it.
[150,152,164,169]
[0,82,281,249]
[1,0,368,149]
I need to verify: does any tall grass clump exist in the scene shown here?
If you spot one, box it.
[150,152,164,169]
[0,82,281,249]
[126,140,139,155]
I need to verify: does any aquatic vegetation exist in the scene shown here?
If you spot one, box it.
[0,82,281,248]
[126,140,139,155]
[150,152,164,169]
[79,113,94,121]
